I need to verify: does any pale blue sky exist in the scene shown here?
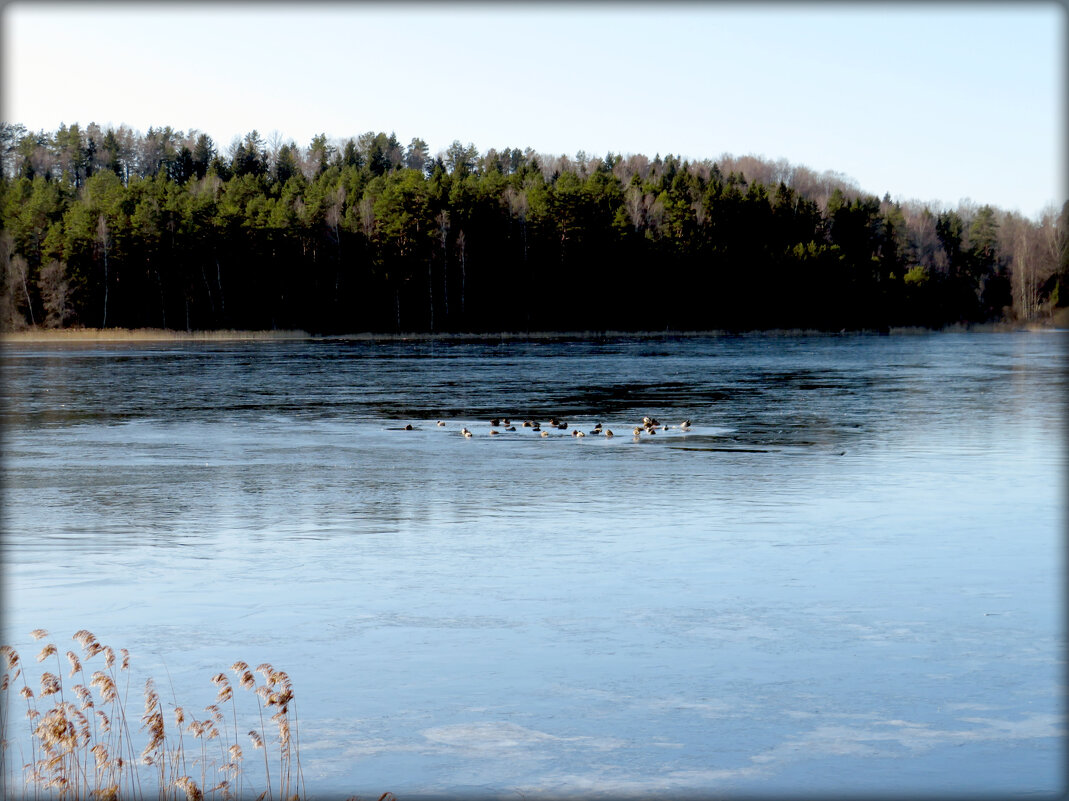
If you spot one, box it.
[2,2,1064,219]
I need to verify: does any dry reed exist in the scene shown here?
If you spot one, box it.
[0,329,312,344]
[0,631,340,801]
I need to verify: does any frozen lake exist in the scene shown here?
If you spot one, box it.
[1,332,1065,798]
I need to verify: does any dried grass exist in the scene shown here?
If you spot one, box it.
[0,631,347,801]
[0,329,312,344]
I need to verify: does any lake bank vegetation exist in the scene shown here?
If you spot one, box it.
[2,122,1066,336]
[1,630,397,801]
[0,327,313,343]
[4,317,1064,346]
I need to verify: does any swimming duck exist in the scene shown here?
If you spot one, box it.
[680,419,691,430]
[540,430,549,437]
[490,418,500,427]
[403,424,414,430]
[605,429,614,438]
[436,420,446,427]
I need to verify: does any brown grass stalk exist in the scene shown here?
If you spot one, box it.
[2,632,339,801]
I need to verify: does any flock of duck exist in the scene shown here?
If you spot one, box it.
[402,416,692,440]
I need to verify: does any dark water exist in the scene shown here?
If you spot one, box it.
[2,332,1065,797]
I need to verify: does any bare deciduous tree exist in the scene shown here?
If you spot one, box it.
[646,194,666,237]
[358,197,375,239]
[30,142,58,181]
[265,130,285,176]
[0,232,32,330]
[325,183,346,298]
[687,160,712,182]
[1015,219,1044,320]
[456,229,466,316]
[692,200,707,228]
[624,185,645,230]
[1040,203,1068,288]
[503,186,530,262]
[97,213,110,327]
[624,154,650,181]
[436,210,450,320]
[902,206,948,276]
[38,260,75,328]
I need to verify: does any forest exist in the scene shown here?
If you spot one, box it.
[1,121,1066,334]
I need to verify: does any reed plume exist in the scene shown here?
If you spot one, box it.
[2,632,340,801]
[174,775,203,801]
[37,644,58,663]
[66,652,82,680]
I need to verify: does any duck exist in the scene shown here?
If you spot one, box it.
[403,424,414,430]
[436,420,446,427]
[680,419,691,430]
[461,427,472,438]
[502,418,511,427]
[522,421,532,428]
[605,429,614,438]
[505,425,516,432]
[489,429,500,436]
[633,427,642,437]
[540,430,549,437]
[490,418,500,427]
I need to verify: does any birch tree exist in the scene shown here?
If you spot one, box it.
[37,259,75,327]
[97,213,110,327]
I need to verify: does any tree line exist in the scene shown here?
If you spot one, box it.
[1,121,1066,334]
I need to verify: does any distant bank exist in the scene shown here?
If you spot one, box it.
[0,328,313,343]
[3,312,1066,345]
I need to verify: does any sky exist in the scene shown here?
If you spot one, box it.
[2,1,1065,219]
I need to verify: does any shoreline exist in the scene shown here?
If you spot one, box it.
[1,317,1065,345]
[0,328,315,343]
